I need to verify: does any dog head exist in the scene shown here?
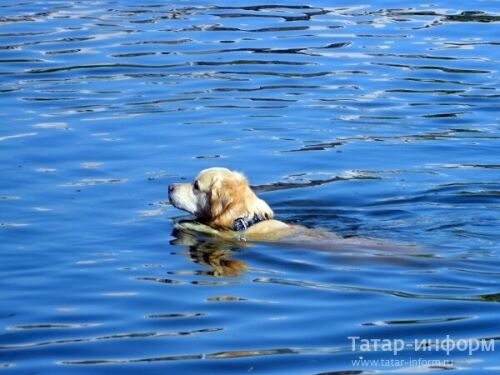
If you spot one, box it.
[168,168,273,229]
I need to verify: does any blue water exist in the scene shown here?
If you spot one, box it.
[1,1,499,374]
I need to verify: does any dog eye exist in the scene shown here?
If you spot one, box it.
[193,181,200,191]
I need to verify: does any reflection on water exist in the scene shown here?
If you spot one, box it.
[0,0,499,374]
[170,227,248,277]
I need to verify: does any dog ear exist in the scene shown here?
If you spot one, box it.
[209,175,253,229]
[209,178,235,222]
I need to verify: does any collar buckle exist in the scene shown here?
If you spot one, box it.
[233,214,264,232]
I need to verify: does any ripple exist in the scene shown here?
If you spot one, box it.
[169,43,351,57]
[208,5,329,22]
[35,168,57,173]
[0,328,221,350]
[207,296,247,302]
[253,173,378,193]
[253,277,500,303]
[27,63,184,74]
[426,163,500,170]
[137,208,165,217]
[8,323,98,331]
[445,11,500,23]
[0,195,20,200]
[194,154,222,159]
[372,62,491,74]
[135,277,181,285]
[32,122,69,130]
[101,292,137,297]
[145,312,206,319]
[0,222,30,228]
[121,38,192,46]
[27,59,313,75]
[0,132,37,142]
[61,178,128,187]
[136,276,238,286]
[80,162,103,170]
[367,182,500,207]
[362,316,473,326]
[284,141,345,152]
[44,48,82,55]
[61,347,317,365]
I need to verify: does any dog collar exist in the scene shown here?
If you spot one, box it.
[233,214,265,232]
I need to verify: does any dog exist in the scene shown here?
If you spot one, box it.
[168,167,406,250]
[168,167,292,241]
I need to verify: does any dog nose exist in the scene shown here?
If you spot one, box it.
[168,184,174,194]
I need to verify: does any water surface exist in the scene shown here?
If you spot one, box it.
[0,1,499,374]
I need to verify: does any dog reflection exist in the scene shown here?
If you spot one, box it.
[171,225,247,277]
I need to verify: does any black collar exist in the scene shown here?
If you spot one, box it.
[233,214,265,232]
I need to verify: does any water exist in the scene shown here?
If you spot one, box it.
[1,1,499,373]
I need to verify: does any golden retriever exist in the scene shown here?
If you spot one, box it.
[168,167,405,250]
